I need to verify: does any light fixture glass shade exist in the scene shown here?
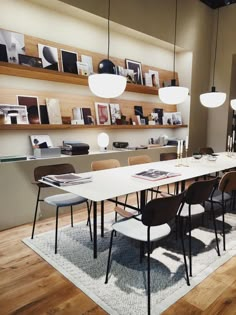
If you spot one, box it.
[159,86,189,104]
[97,132,109,151]
[88,73,127,98]
[231,99,236,110]
[200,87,226,108]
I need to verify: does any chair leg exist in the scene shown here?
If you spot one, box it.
[87,200,92,226]
[179,217,190,286]
[86,201,93,242]
[222,205,226,251]
[140,242,144,263]
[188,209,192,277]
[55,206,59,254]
[210,203,220,256]
[105,230,115,284]
[147,229,151,315]
[70,205,73,227]
[31,187,41,239]
[124,194,128,209]
[136,192,140,209]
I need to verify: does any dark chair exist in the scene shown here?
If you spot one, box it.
[209,170,236,251]
[31,163,92,254]
[105,192,189,315]
[199,147,214,155]
[178,177,220,277]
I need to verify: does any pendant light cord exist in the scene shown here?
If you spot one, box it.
[173,0,177,81]
[212,8,219,87]
[107,0,111,60]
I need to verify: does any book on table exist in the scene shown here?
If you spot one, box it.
[42,173,92,186]
[132,169,180,181]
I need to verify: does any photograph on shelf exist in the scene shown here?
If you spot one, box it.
[125,59,143,85]
[60,49,78,74]
[154,108,163,125]
[0,29,25,64]
[144,73,153,87]
[94,102,111,125]
[17,95,40,124]
[134,105,143,117]
[148,70,160,88]
[71,107,84,125]
[30,134,53,148]
[76,61,89,75]
[38,44,59,71]
[18,54,43,68]
[172,112,182,125]
[109,103,121,124]
[39,105,49,124]
[162,112,173,125]
[45,98,62,124]
[82,107,93,125]
[0,104,28,124]
[81,55,93,74]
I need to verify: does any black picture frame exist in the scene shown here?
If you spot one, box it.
[125,59,143,85]
[60,49,78,74]
[18,54,43,68]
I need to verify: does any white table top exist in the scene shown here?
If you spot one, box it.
[43,152,236,202]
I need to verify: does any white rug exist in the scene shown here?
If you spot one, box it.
[23,211,236,315]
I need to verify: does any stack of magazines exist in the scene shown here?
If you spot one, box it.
[132,169,180,181]
[42,173,92,186]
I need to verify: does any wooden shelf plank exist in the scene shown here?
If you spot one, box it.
[0,62,159,95]
[0,124,187,130]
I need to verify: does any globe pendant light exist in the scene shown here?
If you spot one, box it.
[231,99,236,110]
[200,8,226,108]
[88,0,126,98]
[159,0,188,105]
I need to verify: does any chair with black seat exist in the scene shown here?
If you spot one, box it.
[199,147,214,155]
[105,192,189,315]
[209,170,236,251]
[178,177,220,277]
[31,163,92,254]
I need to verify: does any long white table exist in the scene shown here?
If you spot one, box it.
[40,152,236,258]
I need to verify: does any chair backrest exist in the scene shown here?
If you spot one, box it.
[128,155,152,166]
[184,177,218,205]
[91,159,120,171]
[34,163,75,183]
[219,171,236,193]
[199,147,214,155]
[160,152,177,161]
[142,192,185,226]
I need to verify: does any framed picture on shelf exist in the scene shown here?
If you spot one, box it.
[17,95,40,124]
[172,112,182,125]
[94,102,111,125]
[38,44,59,71]
[81,55,93,74]
[60,49,78,74]
[125,59,143,85]
[109,103,121,124]
[18,54,43,68]
[76,61,89,75]
[0,29,25,64]
[46,98,62,124]
[0,104,28,124]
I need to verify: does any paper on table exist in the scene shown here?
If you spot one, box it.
[132,169,180,181]
[42,173,92,186]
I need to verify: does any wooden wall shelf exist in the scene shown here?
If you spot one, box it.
[0,124,187,131]
[0,62,159,96]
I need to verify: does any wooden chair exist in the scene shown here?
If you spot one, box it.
[209,170,236,251]
[126,155,152,207]
[105,192,189,315]
[91,159,120,171]
[178,177,220,277]
[31,163,92,254]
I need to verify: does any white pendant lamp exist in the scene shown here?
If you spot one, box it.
[159,0,188,105]
[231,99,236,110]
[88,0,126,98]
[200,8,226,108]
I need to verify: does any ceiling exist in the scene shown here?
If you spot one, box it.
[200,0,236,9]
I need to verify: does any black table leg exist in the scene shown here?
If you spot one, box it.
[93,201,97,259]
[181,180,186,192]
[140,190,146,211]
[101,200,104,237]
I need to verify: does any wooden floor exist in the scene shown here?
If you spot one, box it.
[1,194,236,315]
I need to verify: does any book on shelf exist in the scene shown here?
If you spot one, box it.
[42,173,92,186]
[132,169,180,181]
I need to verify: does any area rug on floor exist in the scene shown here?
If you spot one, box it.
[23,212,236,315]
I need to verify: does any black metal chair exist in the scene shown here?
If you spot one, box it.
[31,163,92,254]
[105,192,189,315]
[178,177,220,277]
[209,170,236,251]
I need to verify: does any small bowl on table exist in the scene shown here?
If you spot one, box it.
[192,153,202,160]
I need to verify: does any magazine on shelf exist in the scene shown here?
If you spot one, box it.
[132,169,180,181]
[42,173,92,186]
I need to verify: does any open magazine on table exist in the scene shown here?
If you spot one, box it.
[42,173,92,186]
[132,169,181,181]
